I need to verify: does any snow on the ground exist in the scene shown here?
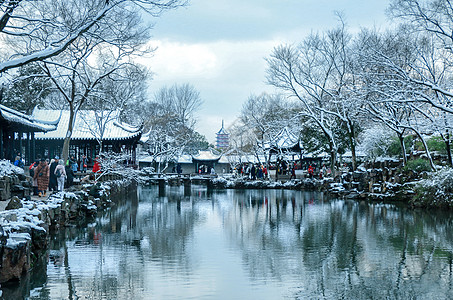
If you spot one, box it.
[0,192,80,248]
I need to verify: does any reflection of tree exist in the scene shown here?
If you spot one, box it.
[12,187,453,298]
[18,186,201,299]
[223,190,453,298]
[95,186,200,271]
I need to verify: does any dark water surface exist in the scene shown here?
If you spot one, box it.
[6,185,453,299]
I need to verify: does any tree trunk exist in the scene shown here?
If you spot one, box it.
[329,141,337,180]
[347,120,357,171]
[62,105,76,163]
[445,131,453,166]
[98,140,103,157]
[413,130,435,171]
[398,133,407,166]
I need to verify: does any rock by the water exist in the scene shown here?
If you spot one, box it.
[5,196,22,210]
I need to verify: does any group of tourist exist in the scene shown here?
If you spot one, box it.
[26,155,101,197]
[231,162,338,180]
[234,164,269,180]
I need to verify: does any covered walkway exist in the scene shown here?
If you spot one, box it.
[0,105,58,164]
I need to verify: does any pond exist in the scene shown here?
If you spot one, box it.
[4,185,453,299]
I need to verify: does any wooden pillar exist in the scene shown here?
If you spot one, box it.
[132,144,137,165]
[19,130,22,158]
[0,129,3,159]
[9,132,14,161]
[26,132,31,165]
[31,132,35,161]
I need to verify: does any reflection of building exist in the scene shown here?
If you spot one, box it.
[32,109,142,165]
[215,120,229,149]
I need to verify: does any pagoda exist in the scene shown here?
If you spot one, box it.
[215,120,229,149]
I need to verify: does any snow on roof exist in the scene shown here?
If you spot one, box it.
[33,109,141,141]
[179,154,193,163]
[140,135,149,143]
[0,104,57,132]
[139,154,194,164]
[192,149,222,161]
[218,156,230,164]
[265,127,302,150]
[303,152,329,158]
[140,154,229,165]
[343,151,366,158]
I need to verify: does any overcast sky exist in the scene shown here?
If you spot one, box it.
[144,0,392,143]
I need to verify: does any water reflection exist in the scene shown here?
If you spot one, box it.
[6,186,453,299]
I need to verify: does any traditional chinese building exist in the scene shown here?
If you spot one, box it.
[215,120,229,149]
[265,127,303,156]
[0,104,58,164]
[138,149,230,175]
[32,109,142,166]
[192,149,222,174]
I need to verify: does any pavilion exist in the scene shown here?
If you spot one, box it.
[0,104,58,164]
[265,127,303,158]
[192,149,222,174]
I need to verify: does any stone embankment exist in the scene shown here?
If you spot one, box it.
[0,171,134,284]
[0,172,31,201]
[332,158,417,201]
[209,158,415,201]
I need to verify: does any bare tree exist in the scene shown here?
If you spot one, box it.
[153,83,203,129]
[240,92,297,166]
[356,25,453,169]
[355,28,414,165]
[81,63,148,152]
[0,0,186,73]
[266,21,361,176]
[389,1,453,165]
[7,0,182,162]
[138,83,204,173]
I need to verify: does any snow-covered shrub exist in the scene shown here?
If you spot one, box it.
[357,126,395,160]
[211,177,228,188]
[412,168,453,208]
[96,152,142,183]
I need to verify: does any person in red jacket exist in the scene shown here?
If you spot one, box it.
[92,158,101,173]
[308,165,314,178]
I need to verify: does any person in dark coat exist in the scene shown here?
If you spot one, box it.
[257,165,263,179]
[29,160,39,195]
[80,155,88,172]
[177,163,182,175]
[251,164,256,180]
[49,157,59,192]
[65,162,75,188]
